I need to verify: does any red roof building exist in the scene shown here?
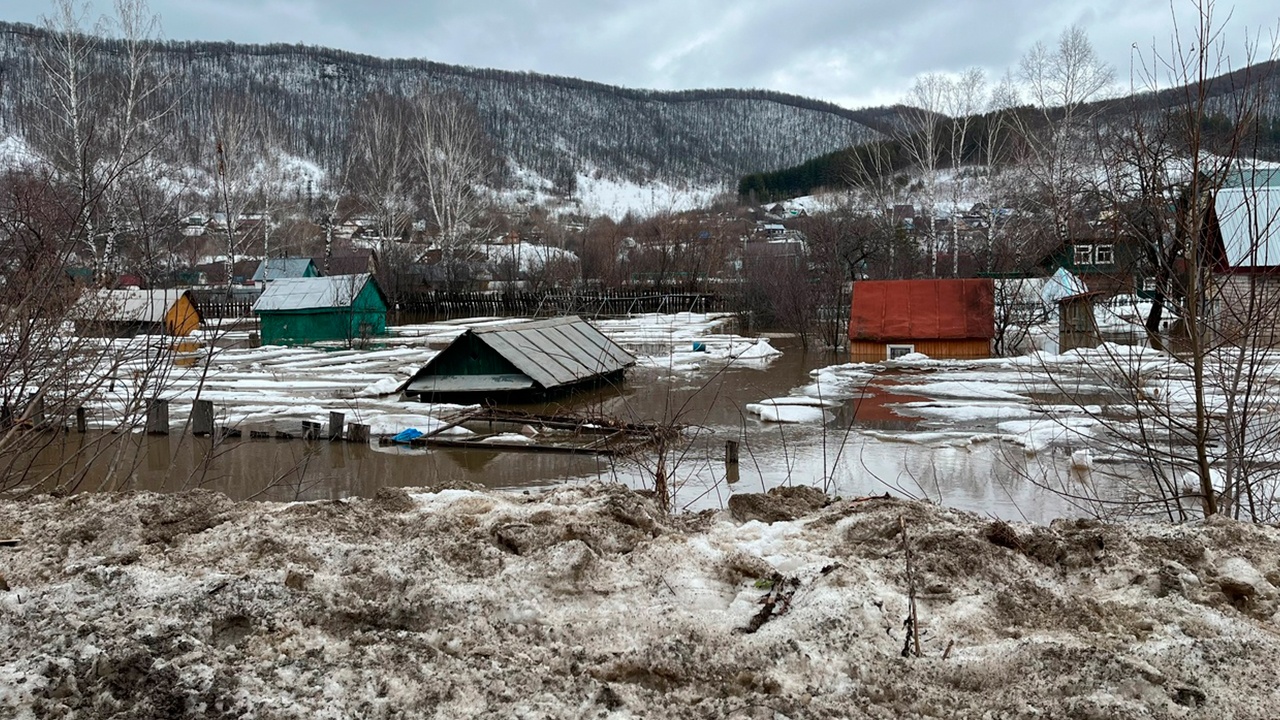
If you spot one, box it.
[848,279,995,362]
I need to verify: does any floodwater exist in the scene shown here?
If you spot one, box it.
[2,337,1135,522]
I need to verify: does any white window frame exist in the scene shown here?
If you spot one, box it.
[887,344,915,360]
[1073,244,1093,265]
[1093,243,1115,265]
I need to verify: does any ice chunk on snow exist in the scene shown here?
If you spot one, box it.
[1071,449,1093,470]
[355,377,402,397]
[366,414,473,437]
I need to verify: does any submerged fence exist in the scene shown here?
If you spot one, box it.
[194,289,735,321]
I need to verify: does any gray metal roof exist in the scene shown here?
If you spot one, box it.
[252,274,373,312]
[252,257,316,282]
[401,316,635,394]
[473,316,635,389]
[1216,187,1280,268]
[72,289,194,323]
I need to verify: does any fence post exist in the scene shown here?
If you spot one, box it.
[347,423,370,443]
[328,412,345,441]
[192,400,214,436]
[145,398,169,435]
[76,406,87,433]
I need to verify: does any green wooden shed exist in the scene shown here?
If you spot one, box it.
[398,316,636,402]
[251,273,388,345]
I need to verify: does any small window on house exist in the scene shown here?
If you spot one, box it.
[1073,244,1093,265]
[887,344,915,360]
[1094,244,1115,265]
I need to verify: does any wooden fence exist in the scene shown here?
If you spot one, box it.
[392,290,735,320]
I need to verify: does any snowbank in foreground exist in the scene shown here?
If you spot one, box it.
[2,485,1278,718]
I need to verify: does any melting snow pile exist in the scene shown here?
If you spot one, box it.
[2,485,1278,718]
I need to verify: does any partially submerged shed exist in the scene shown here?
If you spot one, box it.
[252,273,387,345]
[399,316,635,402]
[848,279,995,362]
[72,288,202,337]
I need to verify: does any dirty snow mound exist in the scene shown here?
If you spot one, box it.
[1,486,1279,718]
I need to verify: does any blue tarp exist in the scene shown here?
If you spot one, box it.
[392,428,424,443]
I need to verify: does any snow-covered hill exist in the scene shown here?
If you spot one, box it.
[0,21,888,188]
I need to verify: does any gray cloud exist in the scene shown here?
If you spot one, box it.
[5,0,1277,108]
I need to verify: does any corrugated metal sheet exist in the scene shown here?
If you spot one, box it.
[849,279,995,342]
[1216,187,1280,268]
[252,274,373,312]
[252,257,317,282]
[400,316,636,394]
[473,317,635,389]
[72,289,192,323]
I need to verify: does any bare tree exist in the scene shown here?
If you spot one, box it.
[208,95,270,293]
[347,92,417,249]
[897,74,950,276]
[1015,25,1116,240]
[409,87,500,288]
[28,0,173,280]
[1029,2,1280,521]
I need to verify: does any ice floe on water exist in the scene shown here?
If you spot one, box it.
[745,396,837,423]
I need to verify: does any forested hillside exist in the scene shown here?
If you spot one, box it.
[741,60,1280,200]
[0,21,891,185]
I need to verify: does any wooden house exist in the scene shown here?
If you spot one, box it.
[848,279,995,362]
[398,316,635,402]
[72,288,202,337]
[1205,186,1280,344]
[252,274,387,346]
[1037,219,1148,297]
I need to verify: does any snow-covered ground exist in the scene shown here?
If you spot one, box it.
[2,484,1277,718]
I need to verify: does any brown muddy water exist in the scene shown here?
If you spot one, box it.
[2,338,1130,522]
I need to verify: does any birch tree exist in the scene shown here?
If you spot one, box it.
[348,92,417,248]
[898,73,949,276]
[29,0,172,279]
[409,87,499,287]
[1015,25,1115,240]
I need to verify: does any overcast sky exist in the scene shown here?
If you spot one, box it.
[5,1,1278,108]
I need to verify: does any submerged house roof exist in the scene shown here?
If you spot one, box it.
[251,257,318,283]
[399,316,636,397]
[252,274,382,312]
[71,288,202,336]
[72,288,199,324]
[1213,186,1280,270]
[849,279,995,342]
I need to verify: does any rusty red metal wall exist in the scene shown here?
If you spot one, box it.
[848,279,995,342]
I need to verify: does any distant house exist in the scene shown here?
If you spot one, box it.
[251,274,387,346]
[72,288,202,337]
[1038,222,1147,297]
[848,279,996,362]
[398,316,635,402]
[311,249,379,277]
[1204,185,1280,344]
[252,257,318,285]
[194,259,260,286]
